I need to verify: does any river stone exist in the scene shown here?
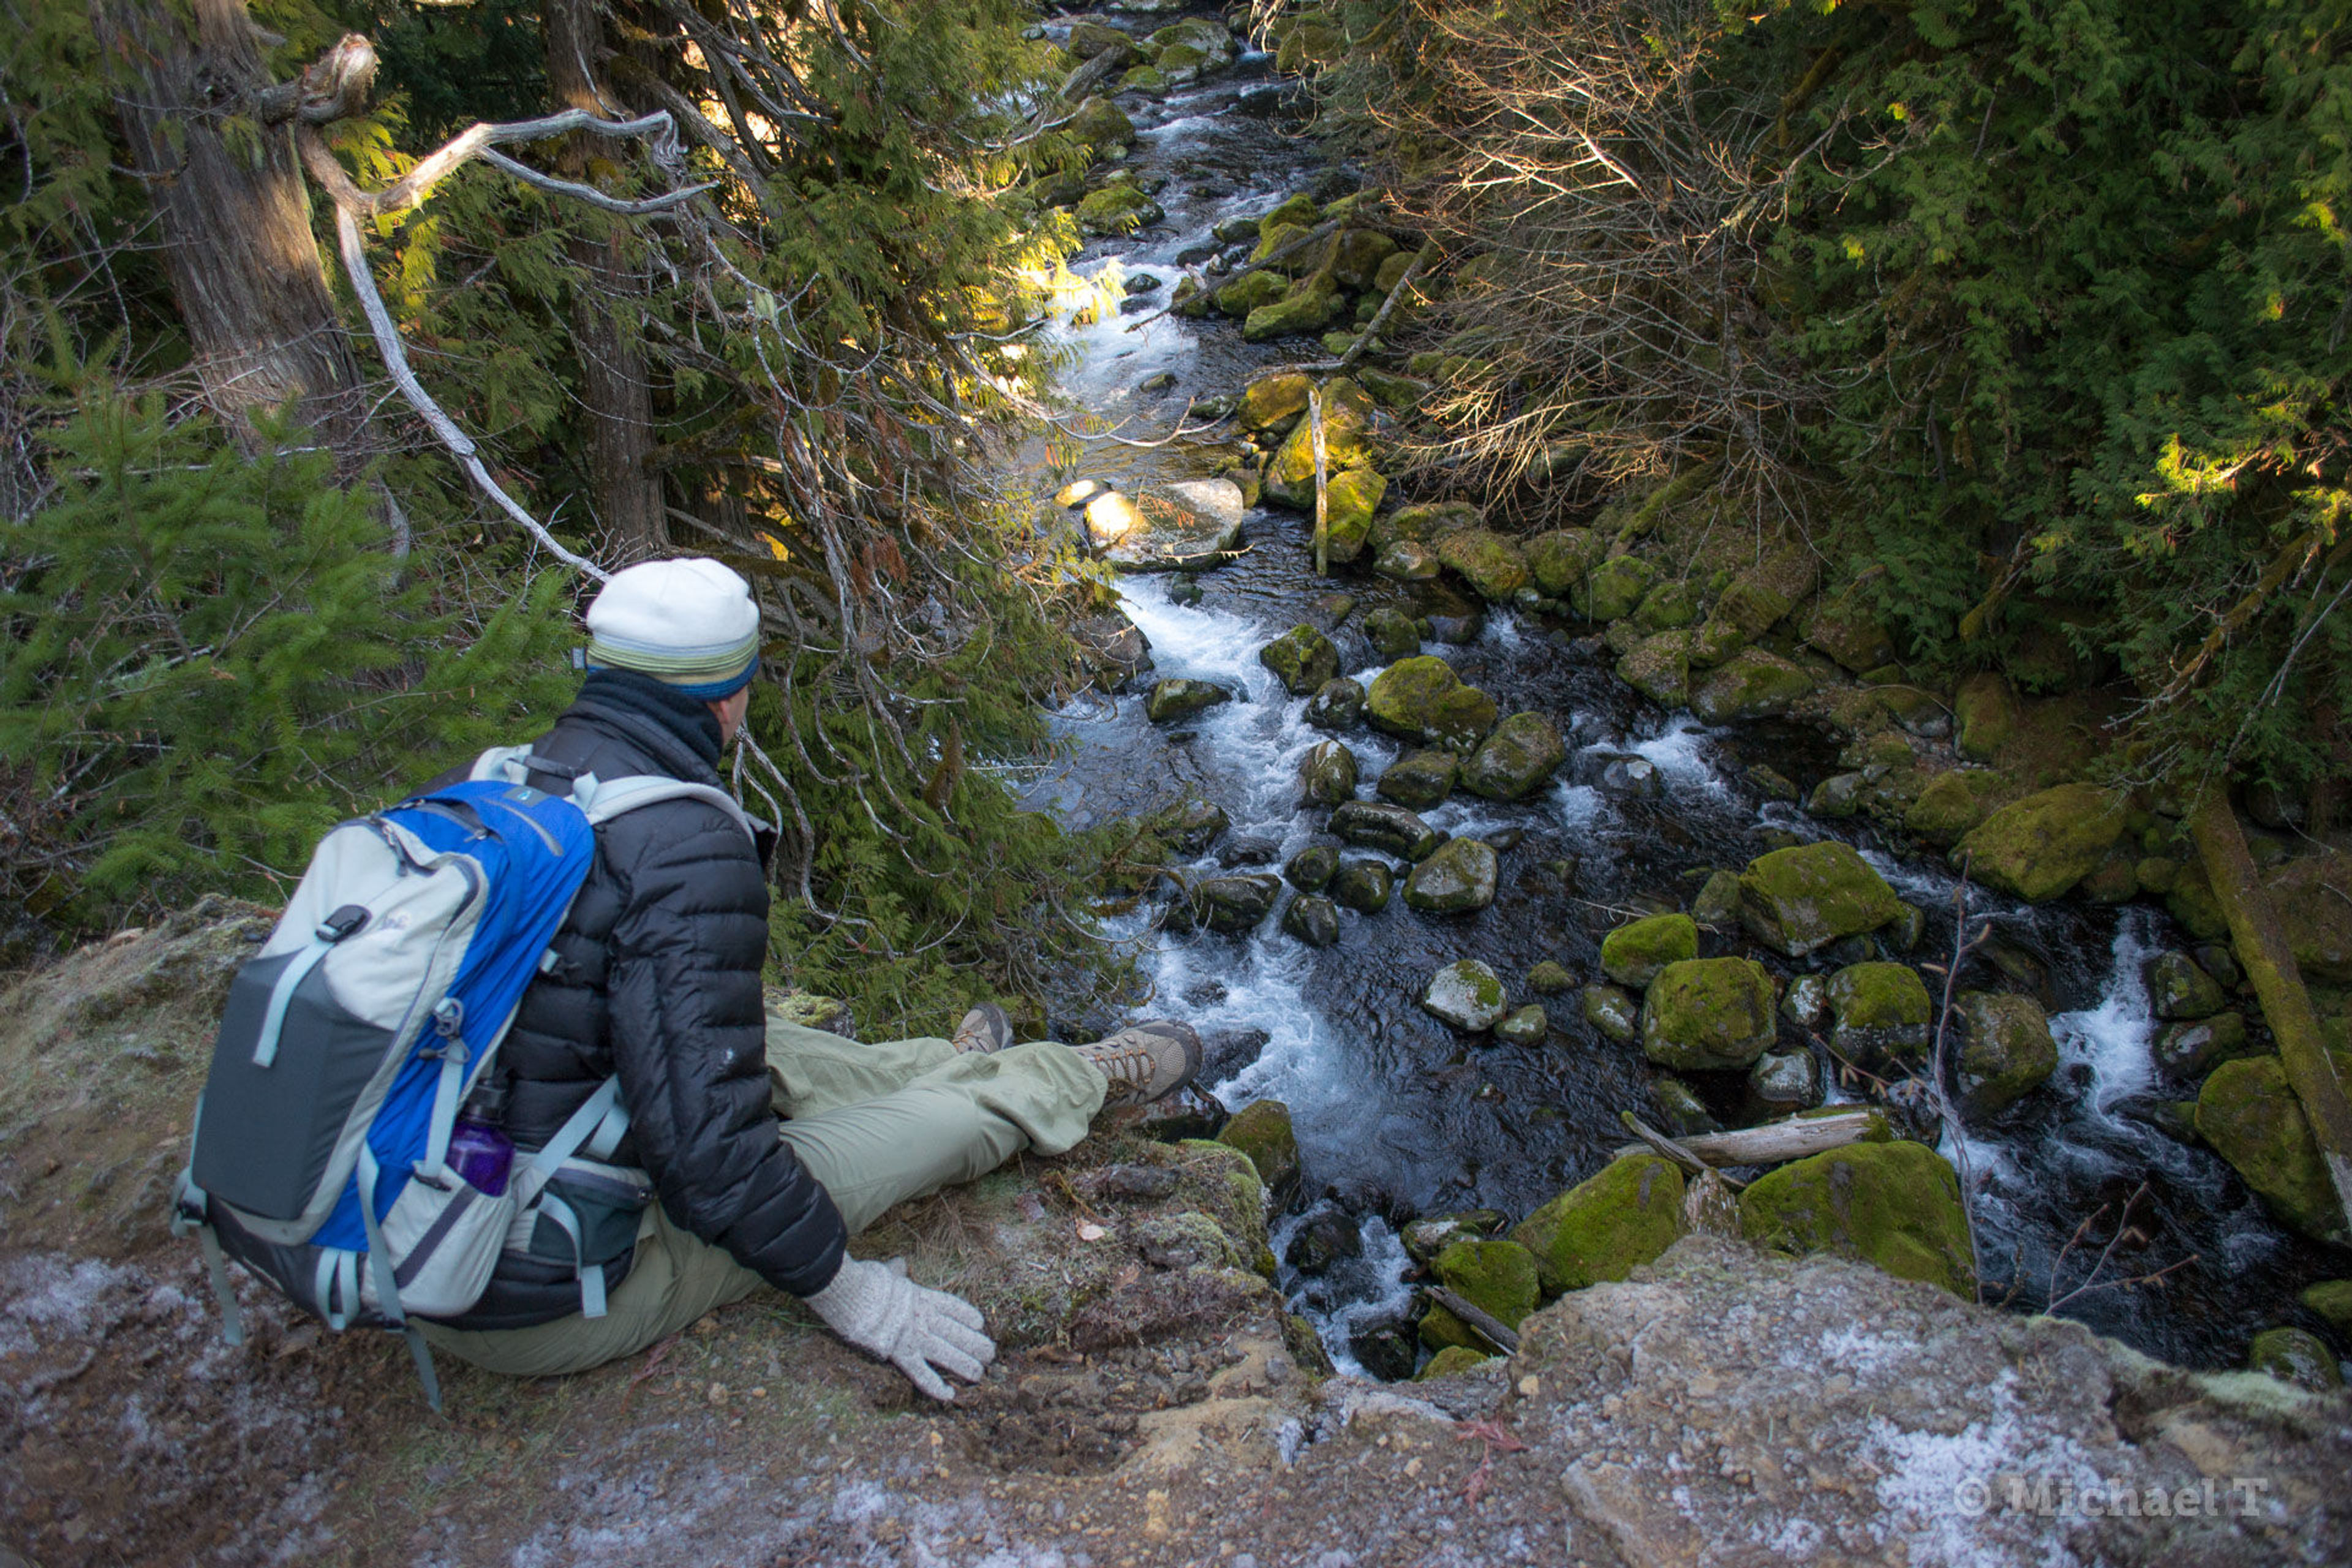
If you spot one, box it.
[1953,990,2058,1116]
[1738,841,1904,957]
[2152,1011,2253,1079]
[1281,893,1341,949]
[1690,649,1817,724]
[1686,616,1749,671]
[1808,772,1866,820]
[1462,712,1566,800]
[1077,181,1162,235]
[1216,269,1289,316]
[1098,479,1246,571]
[1330,857,1394,913]
[1372,500,1481,549]
[1494,1005,1548,1046]
[1592,753,1662,800]
[1082,490,1150,552]
[1217,1098,1299,1194]
[1630,580,1700,633]
[2249,1327,2343,1392]
[1240,371,1312,432]
[2165,861,2231,941]
[1068,21,1133,59]
[1953,783,2128,903]
[1069,93,1136,148]
[1297,737,1359,806]
[1284,843,1338,891]
[1245,274,1347,342]
[1511,1155,1689,1300]
[1329,800,1438,860]
[1750,1051,1819,1109]
[1527,960,1575,994]
[1376,749,1458,809]
[1954,672,2017,762]
[1304,676,1364,731]
[1423,609,1483,646]
[1803,589,1897,674]
[1572,556,1655,622]
[1581,984,1639,1043]
[1332,227,1400,290]
[1401,1210,1509,1265]
[1403,837,1499,914]
[2197,1054,2349,1243]
[1423,959,1509,1030]
[1525,529,1604,595]
[2146,951,2226,1020]
[1285,1207,1362,1276]
[1145,796,1227,856]
[1196,874,1281,934]
[1641,957,1778,1071]
[1373,540,1441,581]
[1321,468,1386,564]
[1434,529,1531,601]
[1262,380,1376,505]
[2263,851,2352,984]
[2303,1279,2352,1335]
[1366,655,1498,750]
[1146,677,1231,723]
[1616,633,1690,709]
[1692,869,1742,930]
[1419,1237,1541,1351]
[1781,973,1828,1030]
[1737,1140,1975,1298]
[1261,624,1340,695]
[1651,1076,1717,1138]
[1827,962,1932,1065]
[1714,544,1820,637]
[1362,606,1419,659]
[1600,913,1698,990]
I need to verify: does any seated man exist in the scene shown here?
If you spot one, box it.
[418,557,1199,1400]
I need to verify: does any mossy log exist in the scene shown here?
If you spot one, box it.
[2189,791,2352,1235]
[1610,1107,1886,1167]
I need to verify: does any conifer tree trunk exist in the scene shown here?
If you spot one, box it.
[546,0,666,559]
[92,0,370,457]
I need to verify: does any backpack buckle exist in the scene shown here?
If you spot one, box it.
[316,905,370,944]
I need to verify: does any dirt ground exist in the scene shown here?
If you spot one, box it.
[6,909,2350,1568]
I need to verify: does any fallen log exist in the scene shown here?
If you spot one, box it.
[1425,1287,1521,1356]
[1610,1107,1886,1168]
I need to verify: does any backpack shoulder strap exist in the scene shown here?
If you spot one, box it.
[577,775,756,844]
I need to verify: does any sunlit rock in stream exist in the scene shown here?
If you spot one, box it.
[1259,623,1340,695]
[1302,676,1363,731]
[1401,836,1498,914]
[1328,800,1439,861]
[1422,959,1508,1031]
[1145,677,1231,725]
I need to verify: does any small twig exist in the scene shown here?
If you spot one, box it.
[1425,1287,1520,1355]
[1618,1111,1747,1190]
[1927,861,1994,1302]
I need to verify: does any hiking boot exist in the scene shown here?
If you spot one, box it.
[951,1002,1014,1055]
[1075,1020,1202,1105]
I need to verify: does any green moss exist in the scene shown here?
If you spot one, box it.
[1737,1140,1975,1298]
[1429,1237,1540,1330]
[1240,371,1313,432]
[1826,962,1932,1064]
[1436,529,1532,601]
[1511,1155,1689,1298]
[2166,861,2231,940]
[1616,632,1691,708]
[1322,468,1386,564]
[2196,1056,2347,1244]
[1461,711,1567,800]
[1215,1100,1300,1196]
[1260,624,1341,696]
[1416,1345,1493,1379]
[1689,649,1817,723]
[1572,555,1655,621]
[1905,770,1996,846]
[1640,957,1779,1070]
[1736,840,1904,957]
[1953,783,2128,903]
[1365,655,1499,750]
[1076,183,1161,236]
[1376,749,1459,809]
[1257,192,1319,234]
[1953,990,2058,1115]
[1526,529,1605,595]
[2248,1326,2343,1390]
[2265,852,2352,984]
[1245,274,1347,342]
[1261,379,1376,505]
[1600,913,1698,989]
[1216,269,1290,317]
[2300,1279,2352,1335]
[1634,579,1702,632]
[1953,673,2017,762]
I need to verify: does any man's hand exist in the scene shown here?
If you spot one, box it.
[804,1256,995,1401]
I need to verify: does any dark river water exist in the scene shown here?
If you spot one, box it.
[1014,12,2337,1375]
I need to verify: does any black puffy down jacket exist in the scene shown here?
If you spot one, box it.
[438,669,846,1329]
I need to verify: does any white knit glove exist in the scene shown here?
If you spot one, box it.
[805,1257,995,1402]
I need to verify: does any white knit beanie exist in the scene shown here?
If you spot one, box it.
[582,557,761,698]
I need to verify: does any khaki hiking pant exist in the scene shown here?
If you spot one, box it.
[418,1011,1106,1377]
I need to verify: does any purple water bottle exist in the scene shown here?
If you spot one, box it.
[447,1076,514,1196]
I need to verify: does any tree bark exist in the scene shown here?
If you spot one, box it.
[94,0,368,455]
[545,0,666,559]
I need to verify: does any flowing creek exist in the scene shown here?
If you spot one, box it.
[1011,11,2327,1375]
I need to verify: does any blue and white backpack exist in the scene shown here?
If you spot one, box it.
[172,745,753,1409]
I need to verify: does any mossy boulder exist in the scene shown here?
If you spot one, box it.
[1954,673,2018,763]
[1250,221,1315,270]
[1146,677,1232,724]
[1692,869,1743,929]
[2264,852,2352,984]
[2302,1279,2352,1335]
[1304,676,1365,731]
[1651,1077,1717,1137]
[1069,94,1136,148]
[1953,990,2058,1116]
[1600,913,1698,990]
[1331,228,1400,290]
[1803,590,1898,674]
[1690,649,1817,724]
[2152,1012,2253,1079]
[1244,274,1346,342]
[1196,874,1282,934]
[1371,500,1482,549]
[1076,182,1161,236]
[1216,1098,1299,1194]
[2166,861,2232,941]
[2146,951,2227,1020]
[1510,1155,1689,1299]
[2248,1327,2343,1392]
[1462,712,1567,800]
[1297,737,1359,807]
[1616,633,1691,709]
[2197,1055,2350,1243]
[1634,579,1702,633]
[1737,840,1904,957]
[1376,748,1458,809]
[1322,469,1386,564]
[1261,380,1376,507]
[1281,893,1341,948]
[1527,961,1575,995]
[1571,555,1656,622]
[1419,1237,1540,1351]
[1640,957,1779,1071]
[1713,546,1820,637]
[1329,857,1393,913]
[1738,1141,1975,1298]
[1905,769,1997,847]
[1240,371,1313,432]
[1216,269,1290,317]
[1526,529,1605,595]
[1145,796,1227,856]
[1435,529,1531,601]
[1284,843,1338,892]
[1423,959,1509,1031]
[1415,1345,1492,1379]
[1582,984,1638,1043]
[1361,606,1419,660]
[1402,836,1499,914]
[1826,962,1932,1065]
[1365,655,1499,750]
[1329,800,1438,861]
[1686,616,1749,671]
[1953,783,2128,903]
[1260,624,1341,695]
[1257,191,1319,235]
[1494,1004,1548,1046]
